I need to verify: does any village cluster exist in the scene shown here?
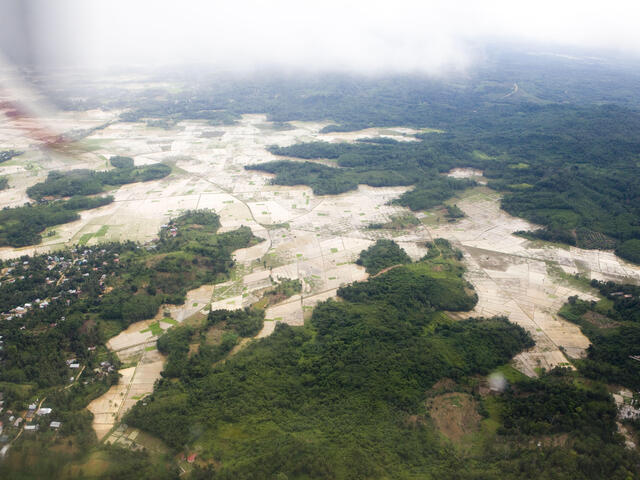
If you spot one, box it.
[0,391,61,458]
[0,247,122,321]
[0,247,127,457]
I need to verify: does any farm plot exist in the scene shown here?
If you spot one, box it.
[87,348,165,440]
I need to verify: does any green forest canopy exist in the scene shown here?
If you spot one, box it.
[126,241,536,478]
[559,279,640,390]
[0,196,114,247]
[124,240,639,478]
[26,163,171,200]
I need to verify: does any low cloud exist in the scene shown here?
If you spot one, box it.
[2,0,640,74]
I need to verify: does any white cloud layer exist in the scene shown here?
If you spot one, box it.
[7,0,640,73]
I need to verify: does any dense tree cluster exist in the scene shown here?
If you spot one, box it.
[445,204,464,219]
[249,141,475,202]
[26,163,171,200]
[617,239,640,264]
[340,262,477,313]
[591,279,640,323]
[110,155,135,169]
[500,369,618,439]
[154,307,265,380]
[493,369,637,480]
[208,307,264,338]
[0,196,113,247]
[0,150,22,163]
[355,239,412,275]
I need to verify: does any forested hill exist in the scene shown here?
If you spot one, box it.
[123,241,640,478]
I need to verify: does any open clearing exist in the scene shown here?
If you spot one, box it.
[3,105,640,438]
[427,392,482,443]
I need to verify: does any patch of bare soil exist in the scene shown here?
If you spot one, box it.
[204,323,225,345]
[617,421,638,450]
[428,378,457,394]
[583,310,620,329]
[427,392,481,443]
[405,414,429,428]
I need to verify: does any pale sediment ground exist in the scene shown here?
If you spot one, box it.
[427,188,640,375]
[164,285,215,322]
[315,126,423,143]
[210,294,245,311]
[93,283,217,440]
[87,366,136,440]
[0,114,414,259]
[446,168,484,179]
[94,287,217,440]
[107,320,157,354]
[302,289,346,307]
[257,320,277,338]
[87,349,165,441]
[265,295,304,326]
[5,109,640,436]
[395,237,431,261]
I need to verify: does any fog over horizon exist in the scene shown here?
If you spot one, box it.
[1,0,640,76]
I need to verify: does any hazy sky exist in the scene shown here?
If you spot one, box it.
[2,0,640,73]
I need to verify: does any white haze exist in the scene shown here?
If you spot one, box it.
[6,0,640,74]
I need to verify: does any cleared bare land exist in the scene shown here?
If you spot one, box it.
[428,392,482,443]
